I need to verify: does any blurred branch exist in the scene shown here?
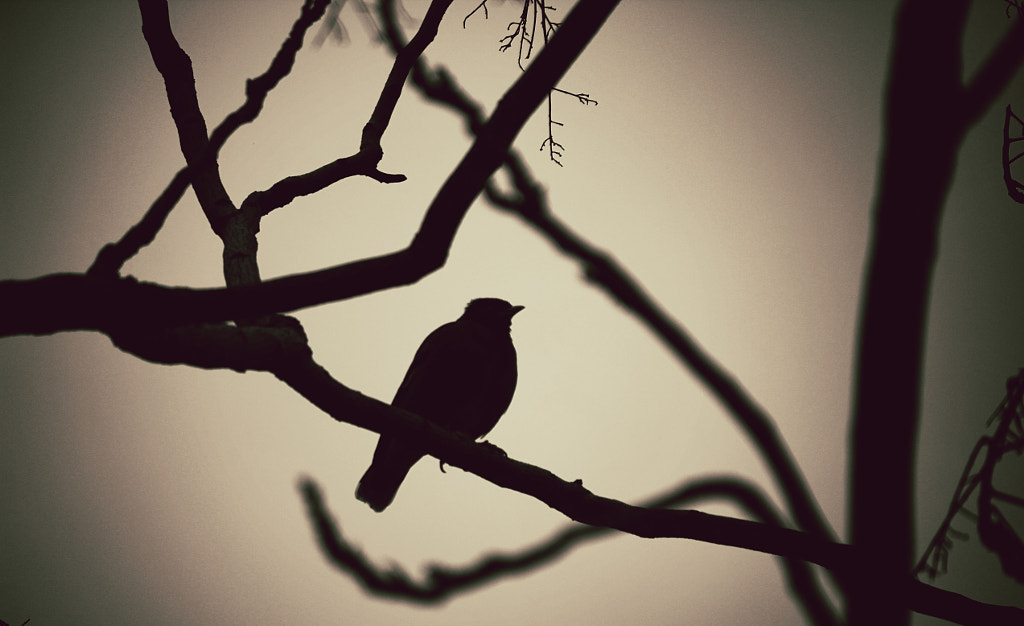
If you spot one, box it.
[961,13,1024,127]
[976,372,1024,584]
[1003,105,1024,203]
[300,475,839,624]
[849,2,1023,623]
[916,371,1024,584]
[376,0,836,558]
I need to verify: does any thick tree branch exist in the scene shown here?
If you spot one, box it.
[850,1,1023,624]
[962,13,1024,126]
[109,315,311,372]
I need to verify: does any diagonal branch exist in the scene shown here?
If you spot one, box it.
[961,14,1024,127]
[138,0,236,235]
[360,0,454,152]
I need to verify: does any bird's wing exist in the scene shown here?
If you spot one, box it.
[392,321,516,438]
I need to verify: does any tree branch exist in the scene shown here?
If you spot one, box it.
[962,13,1024,127]
[89,0,333,278]
[360,0,454,152]
[301,475,839,624]
[850,1,1023,623]
[137,0,236,235]
[1,0,620,336]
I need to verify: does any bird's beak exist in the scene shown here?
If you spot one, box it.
[510,305,525,317]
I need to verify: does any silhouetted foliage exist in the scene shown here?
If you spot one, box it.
[916,370,1024,584]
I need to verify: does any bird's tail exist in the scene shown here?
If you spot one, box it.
[355,437,423,512]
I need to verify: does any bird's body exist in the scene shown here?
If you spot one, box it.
[356,298,523,512]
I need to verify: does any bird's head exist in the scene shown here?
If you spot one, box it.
[463,298,524,331]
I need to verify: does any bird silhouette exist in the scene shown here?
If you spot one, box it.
[356,298,524,512]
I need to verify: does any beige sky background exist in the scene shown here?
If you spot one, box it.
[1,1,1022,624]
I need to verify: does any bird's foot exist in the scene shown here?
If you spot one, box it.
[480,440,508,457]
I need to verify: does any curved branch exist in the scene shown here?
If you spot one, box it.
[301,475,839,625]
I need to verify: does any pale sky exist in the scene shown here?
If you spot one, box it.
[1,1,1022,624]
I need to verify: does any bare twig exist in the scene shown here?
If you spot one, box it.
[463,0,489,29]
[464,0,588,164]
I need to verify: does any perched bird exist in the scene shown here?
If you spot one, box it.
[356,298,524,512]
